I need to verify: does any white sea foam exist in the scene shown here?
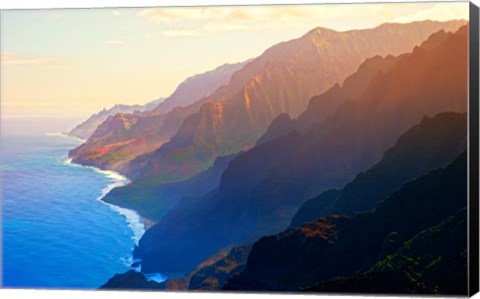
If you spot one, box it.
[131,258,142,272]
[63,158,91,169]
[96,175,146,245]
[121,255,142,270]
[92,167,129,183]
[65,161,169,282]
[45,132,68,137]
[105,200,145,245]
[144,272,167,283]
[63,157,146,246]
[120,255,133,267]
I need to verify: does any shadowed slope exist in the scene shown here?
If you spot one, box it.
[133,25,468,275]
[306,208,467,295]
[291,112,467,227]
[224,152,467,292]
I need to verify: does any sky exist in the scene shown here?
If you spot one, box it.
[0,1,469,119]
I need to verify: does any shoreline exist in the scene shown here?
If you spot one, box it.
[61,134,165,282]
[59,132,157,242]
[84,163,164,282]
[64,157,147,245]
[46,131,86,143]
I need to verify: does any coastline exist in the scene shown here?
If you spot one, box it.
[61,133,166,283]
[59,131,156,232]
[4,132,156,288]
[63,157,147,245]
[66,159,166,282]
[46,131,86,143]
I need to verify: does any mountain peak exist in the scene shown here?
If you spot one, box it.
[302,26,339,41]
[308,26,338,34]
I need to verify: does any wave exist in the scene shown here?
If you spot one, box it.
[93,172,146,245]
[45,132,69,137]
[63,159,129,183]
[102,199,145,245]
[63,157,145,245]
[121,256,143,271]
[144,272,167,283]
[92,168,129,183]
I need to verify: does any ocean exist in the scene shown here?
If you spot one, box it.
[1,131,146,289]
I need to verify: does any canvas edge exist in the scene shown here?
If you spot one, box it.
[0,1,477,297]
[469,1,480,297]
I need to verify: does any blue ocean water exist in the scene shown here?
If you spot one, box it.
[1,132,145,289]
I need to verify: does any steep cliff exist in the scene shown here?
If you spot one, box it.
[134,25,468,274]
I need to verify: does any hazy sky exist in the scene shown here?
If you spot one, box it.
[0,2,468,119]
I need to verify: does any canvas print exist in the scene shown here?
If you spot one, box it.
[0,1,478,295]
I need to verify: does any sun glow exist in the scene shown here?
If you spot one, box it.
[0,2,468,119]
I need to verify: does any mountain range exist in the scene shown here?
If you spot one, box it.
[291,112,467,226]
[69,20,465,181]
[70,20,466,225]
[224,151,467,294]
[131,24,468,275]
[64,18,470,295]
[68,99,164,140]
[69,60,247,171]
[100,108,467,292]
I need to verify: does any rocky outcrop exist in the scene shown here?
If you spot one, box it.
[100,270,163,290]
[188,245,252,290]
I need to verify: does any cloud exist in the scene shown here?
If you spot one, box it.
[160,29,204,38]
[137,6,311,26]
[137,7,207,23]
[45,65,72,70]
[146,28,209,39]
[112,10,121,17]
[137,2,468,34]
[138,6,319,37]
[203,22,250,33]
[391,3,469,23]
[103,40,126,45]
[1,53,56,65]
